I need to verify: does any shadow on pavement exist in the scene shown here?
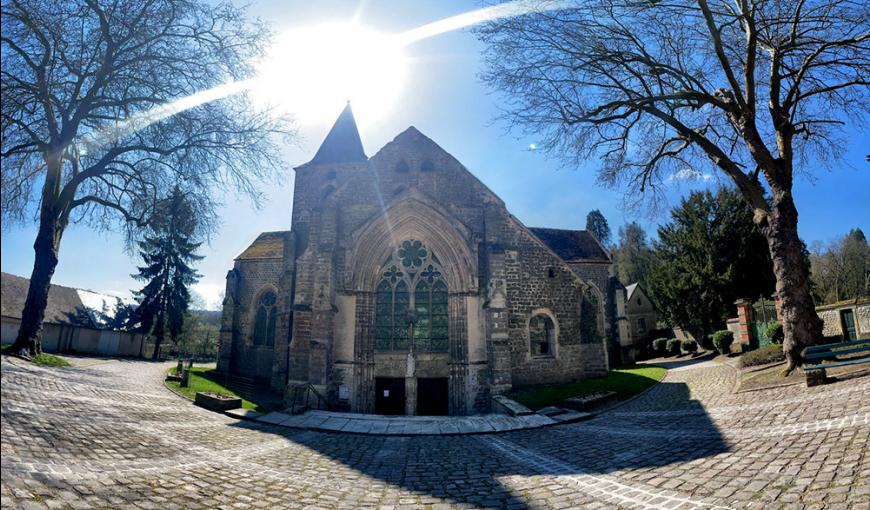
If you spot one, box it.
[226,380,728,508]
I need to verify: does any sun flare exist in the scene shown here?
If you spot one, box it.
[252,24,407,126]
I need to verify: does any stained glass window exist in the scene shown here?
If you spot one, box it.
[374,239,448,352]
[253,291,277,347]
[430,280,449,352]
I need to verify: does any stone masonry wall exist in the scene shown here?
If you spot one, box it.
[817,301,870,339]
[230,258,285,381]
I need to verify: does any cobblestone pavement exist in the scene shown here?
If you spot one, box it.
[1,356,868,509]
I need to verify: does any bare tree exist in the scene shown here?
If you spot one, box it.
[810,228,870,304]
[478,0,869,371]
[1,0,290,356]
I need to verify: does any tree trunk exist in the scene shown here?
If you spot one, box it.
[151,336,163,361]
[759,195,823,373]
[11,214,65,357]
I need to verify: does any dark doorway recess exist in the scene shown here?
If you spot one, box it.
[375,377,406,415]
[416,377,449,416]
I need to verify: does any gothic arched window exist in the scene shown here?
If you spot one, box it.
[374,239,448,352]
[529,314,556,357]
[252,291,277,347]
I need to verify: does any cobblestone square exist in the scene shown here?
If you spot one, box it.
[1,356,867,509]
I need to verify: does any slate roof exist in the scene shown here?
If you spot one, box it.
[308,103,367,165]
[1,272,132,328]
[236,231,289,260]
[528,228,611,263]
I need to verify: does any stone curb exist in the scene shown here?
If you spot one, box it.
[222,408,597,437]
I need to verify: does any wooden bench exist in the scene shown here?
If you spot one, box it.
[802,339,870,387]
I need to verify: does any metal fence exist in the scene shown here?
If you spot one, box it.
[751,297,779,348]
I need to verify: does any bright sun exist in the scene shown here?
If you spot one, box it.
[252,24,407,127]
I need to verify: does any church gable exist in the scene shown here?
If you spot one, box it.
[367,127,504,210]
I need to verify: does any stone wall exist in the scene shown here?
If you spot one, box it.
[816,299,870,339]
[227,257,286,381]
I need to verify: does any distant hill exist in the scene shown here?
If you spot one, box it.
[190,309,221,326]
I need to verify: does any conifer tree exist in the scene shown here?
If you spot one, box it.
[585,210,612,246]
[133,188,203,360]
[647,188,775,342]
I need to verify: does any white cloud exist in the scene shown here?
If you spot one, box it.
[191,282,224,311]
[668,168,714,182]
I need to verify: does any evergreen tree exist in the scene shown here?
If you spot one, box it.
[132,188,203,360]
[647,188,775,342]
[585,210,612,246]
[613,223,654,286]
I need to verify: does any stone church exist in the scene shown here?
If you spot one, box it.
[217,105,615,416]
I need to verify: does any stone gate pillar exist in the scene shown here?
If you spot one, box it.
[735,299,754,347]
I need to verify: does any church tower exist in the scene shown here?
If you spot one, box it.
[284,104,369,403]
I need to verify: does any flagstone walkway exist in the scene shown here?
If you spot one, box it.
[1,354,867,509]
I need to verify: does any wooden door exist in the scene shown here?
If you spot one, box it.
[375,377,406,415]
[841,310,857,341]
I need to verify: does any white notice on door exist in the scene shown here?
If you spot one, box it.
[383,390,390,397]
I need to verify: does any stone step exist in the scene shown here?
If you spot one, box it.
[550,411,592,423]
[491,395,534,416]
[537,406,567,417]
[224,408,264,420]
[561,391,617,411]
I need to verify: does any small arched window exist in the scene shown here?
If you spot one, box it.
[529,314,556,357]
[252,291,277,347]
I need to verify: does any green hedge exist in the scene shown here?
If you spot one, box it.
[712,330,733,354]
[681,339,698,353]
[652,338,668,354]
[666,338,681,356]
[739,344,786,367]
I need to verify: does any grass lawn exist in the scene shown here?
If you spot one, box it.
[164,366,282,413]
[507,365,667,410]
[32,353,71,367]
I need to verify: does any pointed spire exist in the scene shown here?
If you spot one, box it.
[309,102,367,165]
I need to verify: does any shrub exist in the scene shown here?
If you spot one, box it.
[712,330,734,354]
[666,338,682,356]
[681,339,698,353]
[652,338,668,354]
[696,334,712,351]
[765,322,784,344]
[738,344,786,367]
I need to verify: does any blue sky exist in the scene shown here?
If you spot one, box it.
[2,0,868,309]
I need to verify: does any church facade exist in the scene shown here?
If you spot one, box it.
[217,105,615,416]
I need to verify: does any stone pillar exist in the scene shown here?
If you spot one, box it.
[735,299,754,347]
[486,252,512,397]
[404,352,417,415]
[216,268,239,374]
